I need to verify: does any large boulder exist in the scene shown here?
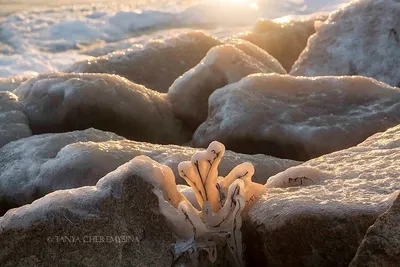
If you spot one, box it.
[14,73,191,144]
[0,128,124,215]
[349,192,400,267]
[244,124,400,267]
[168,42,286,129]
[66,31,222,93]
[0,133,300,215]
[0,92,32,148]
[0,159,180,267]
[193,74,400,161]
[290,0,400,87]
[238,17,322,71]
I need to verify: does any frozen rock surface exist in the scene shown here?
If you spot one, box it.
[193,74,400,161]
[349,191,400,267]
[168,42,286,129]
[239,17,321,71]
[0,92,32,148]
[290,0,400,87]
[0,159,181,267]
[0,128,124,215]
[14,72,190,144]
[0,134,300,215]
[244,125,400,267]
[66,31,222,93]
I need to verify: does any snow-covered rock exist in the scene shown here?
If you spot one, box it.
[238,17,322,71]
[66,31,222,93]
[244,124,400,267]
[14,73,191,144]
[290,0,400,87]
[0,92,32,148]
[0,159,183,267]
[349,191,400,267]
[193,74,400,160]
[0,128,124,215]
[168,43,286,129]
[0,134,300,215]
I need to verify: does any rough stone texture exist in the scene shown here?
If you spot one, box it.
[14,72,191,144]
[193,74,400,161]
[239,17,322,71]
[290,0,400,87]
[66,31,222,93]
[0,160,180,267]
[0,128,124,215]
[168,42,286,129]
[0,91,32,148]
[243,124,400,267]
[0,134,300,215]
[349,191,400,267]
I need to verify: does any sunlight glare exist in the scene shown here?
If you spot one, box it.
[216,0,259,10]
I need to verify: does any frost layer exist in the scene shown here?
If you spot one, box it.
[0,92,32,148]
[238,17,321,71]
[168,41,285,129]
[290,0,400,87]
[0,128,124,215]
[193,74,400,160]
[245,124,400,267]
[14,72,190,144]
[0,134,299,215]
[66,31,222,93]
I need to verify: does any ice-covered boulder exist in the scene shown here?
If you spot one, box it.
[0,160,183,267]
[0,134,300,215]
[168,43,286,129]
[14,73,191,144]
[290,0,400,87]
[0,128,124,215]
[66,31,222,93]
[349,192,400,267]
[244,125,400,267]
[0,92,32,148]
[238,17,321,71]
[193,74,400,160]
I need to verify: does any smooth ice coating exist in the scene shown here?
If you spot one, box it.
[0,92,32,148]
[168,42,285,129]
[246,125,400,266]
[0,133,299,216]
[290,0,400,87]
[193,74,400,160]
[237,17,322,71]
[14,72,190,144]
[135,141,265,266]
[0,128,124,215]
[66,31,222,93]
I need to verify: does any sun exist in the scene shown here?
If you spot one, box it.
[217,0,259,9]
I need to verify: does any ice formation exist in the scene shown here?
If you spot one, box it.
[13,72,190,144]
[136,141,265,266]
[193,74,400,160]
[290,0,400,87]
[168,43,285,129]
[66,31,222,93]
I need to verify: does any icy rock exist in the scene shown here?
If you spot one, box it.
[66,31,222,93]
[290,0,400,87]
[0,92,32,148]
[0,128,124,215]
[168,43,286,129]
[0,159,183,267]
[193,74,400,161]
[238,17,322,71]
[14,72,191,144]
[0,136,300,215]
[349,192,400,267]
[244,125,400,267]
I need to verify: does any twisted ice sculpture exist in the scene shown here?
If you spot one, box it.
[133,141,265,266]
